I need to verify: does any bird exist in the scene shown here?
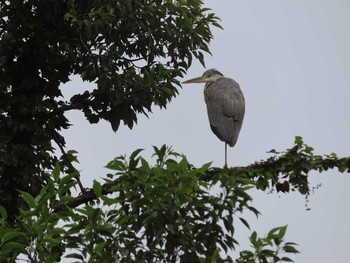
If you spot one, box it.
[182,68,245,168]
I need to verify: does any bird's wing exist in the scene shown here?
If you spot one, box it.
[205,78,245,146]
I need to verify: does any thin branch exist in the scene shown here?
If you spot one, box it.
[49,103,85,116]
[53,178,121,212]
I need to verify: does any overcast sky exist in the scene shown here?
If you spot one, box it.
[61,1,350,262]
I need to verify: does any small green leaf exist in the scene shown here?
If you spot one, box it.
[109,104,123,131]
[330,152,338,158]
[18,191,35,208]
[0,206,7,219]
[304,146,314,153]
[140,157,150,170]
[60,171,79,188]
[278,225,287,239]
[199,162,212,173]
[283,244,299,254]
[53,162,61,182]
[129,148,144,170]
[281,257,294,262]
[105,158,125,171]
[59,181,77,195]
[60,195,75,203]
[239,217,250,230]
[130,148,144,161]
[267,226,280,238]
[294,136,303,146]
[250,231,257,242]
[93,180,102,197]
[1,231,26,244]
[101,196,120,206]
[95,241,106,253]
[0,241,27,251]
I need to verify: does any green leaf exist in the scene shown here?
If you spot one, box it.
[18,191,35,208]
[330,152,338,158]
[140,157,150,170]
[101,195,120,206]
[294,136,303,146]
[110,108,121,132]
[0,206,7,219]
[59,181,77,195]
[304,145,314,153]
[239,217,250,230]
[283,244,299,254]
[1,231,26,244]
[105,158,125,171]
[267,226,280,239]
[53,162,61,182]
[93,180,102,197]
[59,195,75,203]
[59,171,79,188]
[197,52,205,67]
[281,257,294,262]
[95,241,106,253]
[0,241,27,251]
[199,162,212,173]
[250,231,257,242]
[278,225,287,239]
[129,148,144,170]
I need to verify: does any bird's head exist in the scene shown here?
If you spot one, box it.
[182,68,224,84]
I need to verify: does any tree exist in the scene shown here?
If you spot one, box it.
[0,1,349,262]
[0,0,218,218]
[1,141,349,262]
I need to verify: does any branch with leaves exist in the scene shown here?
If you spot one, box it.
[1,137,349,261]
[53,137,350,213]
[0,0,221,219]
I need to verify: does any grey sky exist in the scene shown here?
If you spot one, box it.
[61,1,350,262]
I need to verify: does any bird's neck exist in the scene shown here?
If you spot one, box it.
[204,82,212,89]
[204,82,214,97]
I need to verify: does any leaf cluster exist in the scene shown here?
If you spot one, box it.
[208,136,350,197]
[0,137,343,261]
[0,146,300,262]
[91,145,258,262]
[237,226,299,263]
[0,0,220,217]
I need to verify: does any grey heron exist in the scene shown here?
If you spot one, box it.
[183,68,245,168]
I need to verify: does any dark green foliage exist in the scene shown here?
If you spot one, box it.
[101,146,256,262]
[0,0,219,217]
[0,138,349,261]
[0,146,299,262]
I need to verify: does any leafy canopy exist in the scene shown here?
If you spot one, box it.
[0,0,220,215]
[0,145,300,262]
[0,137,347,261]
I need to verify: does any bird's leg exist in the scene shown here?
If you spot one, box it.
[224,143,228,169]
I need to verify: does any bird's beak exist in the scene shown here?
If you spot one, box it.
[182,76,207,84]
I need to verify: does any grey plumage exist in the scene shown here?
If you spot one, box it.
[204,76,245,147]
[183,68,245,167]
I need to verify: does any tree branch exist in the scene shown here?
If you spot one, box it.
[52,144,350,213]
[50,103,85,116]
